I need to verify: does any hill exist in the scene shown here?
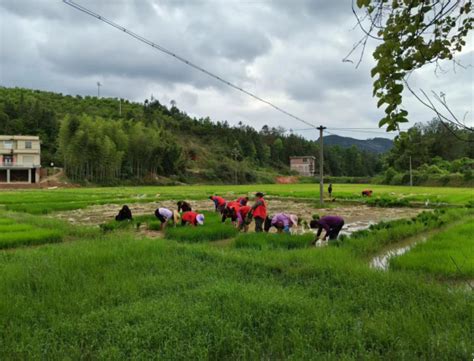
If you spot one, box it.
[323,135,393,154]
[0,86,383,183]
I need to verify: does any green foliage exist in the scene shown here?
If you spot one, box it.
[0,87,383,183]
[234,232,314,250]
[390,219,474,279]
[357,1,473,130]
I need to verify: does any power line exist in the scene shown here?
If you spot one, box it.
[63,0,318,130]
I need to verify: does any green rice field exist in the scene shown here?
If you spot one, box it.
[0,184,472,359]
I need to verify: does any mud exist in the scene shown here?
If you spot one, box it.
[52,198,425,236]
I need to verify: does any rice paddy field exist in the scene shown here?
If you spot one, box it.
[0,184,473,359]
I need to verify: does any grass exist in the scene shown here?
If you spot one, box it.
[0,183,472,215]
[390,219,474,279]
[0,185,472,358]
[0,229,62,249]
[234,232,314,250]
[165,212,238,243]
[0,236,471,359]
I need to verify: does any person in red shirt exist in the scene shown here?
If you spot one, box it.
[237,205,252,232]
[236,196,249,206]
[362,189,373,197]
[209,195,226,214]
[251,192,267,232]
[181,211,205,226]
[222,201,241,224]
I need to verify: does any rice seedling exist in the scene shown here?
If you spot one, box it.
[0,229,62,249]
[0,224,33,233]
[390,219,474,279]
[165,223,238,243]
[0,236,470,359]
[234,232,314,250]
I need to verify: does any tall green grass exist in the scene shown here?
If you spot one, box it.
[234,232,314,250]
[390,219,474,279]
[0,236,470,359]
[0,229,62,249]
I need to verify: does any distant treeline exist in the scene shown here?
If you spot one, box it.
[0,87,383,184]
[379,120,474,186]
[1,87,471,185]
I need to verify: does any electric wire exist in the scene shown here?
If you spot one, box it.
[63,0,319,130]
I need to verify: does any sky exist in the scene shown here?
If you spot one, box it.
[0,0,472,140]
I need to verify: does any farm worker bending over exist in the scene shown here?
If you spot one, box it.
[362,189,373,197]
[177,201,192,213]
[236,196,249,206]
[181,211,205,226]
[154,207,180,230]
[310,215,345,243]
[222,201,241,224]
[115,205,132,221]
[237,205,252,232]
[210,195,226,214]
[252,192,267,233]
[270,213,298,233]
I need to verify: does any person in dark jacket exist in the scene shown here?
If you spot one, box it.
[115,205,132,221]
[177,201,192,213]
[310,215,344,243]
[328,183,333,198]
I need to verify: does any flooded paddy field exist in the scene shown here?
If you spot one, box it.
[52,198,425,236]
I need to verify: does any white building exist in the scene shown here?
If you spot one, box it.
[0,135,41,184]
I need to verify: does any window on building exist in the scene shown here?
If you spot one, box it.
[3,155,13,165]
[25,141,32,149]
[3,140,13,149]
[23,156,34,165]
[303,158,308,163]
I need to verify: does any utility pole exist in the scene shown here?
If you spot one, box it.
[317,125,326,205]
[119,98,122,116]
[409,155,413,186]
[97,82,102,98]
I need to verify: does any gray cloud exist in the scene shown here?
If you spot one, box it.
[0,0,472,140]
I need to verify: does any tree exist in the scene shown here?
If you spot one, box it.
[352,0,473,131]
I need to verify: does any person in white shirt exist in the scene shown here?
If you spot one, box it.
[154,207,180,230]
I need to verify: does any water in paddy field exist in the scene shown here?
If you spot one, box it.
[370,236,427,271]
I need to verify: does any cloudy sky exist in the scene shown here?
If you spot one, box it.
[0,0,472,140]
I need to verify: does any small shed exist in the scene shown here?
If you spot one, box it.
[290,156,315,176]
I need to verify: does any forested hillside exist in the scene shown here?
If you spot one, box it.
[0,87,383,184]
[323,135,393,154]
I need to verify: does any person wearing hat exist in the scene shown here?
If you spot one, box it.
[209,195,227,214]
[310,215,344,243]
[269,213,299,233]
[177,201,192,213]
[181,211,205,226]
[154,207,180,230]
[251,192,267,232]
